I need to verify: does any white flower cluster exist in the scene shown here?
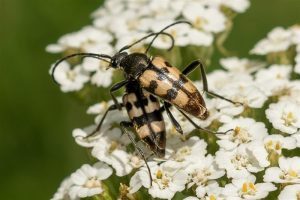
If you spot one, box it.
[251,25,300,75]
[47,0,250,92]
[49,1,300,200]
[52,55,300,199]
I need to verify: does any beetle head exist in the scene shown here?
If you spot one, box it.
[110,52,128,69]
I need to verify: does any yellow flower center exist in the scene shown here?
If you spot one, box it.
[288,169,298,177]
[209,195,216,200]
[275,142,281,150]
[232,126,250,144]
[193,16,208,29]
[66,70,77,81]
[85,177,102,188]
[282,112,296,126]
[127,20,139,31]
[155,169,170,189]
[156,169,163,179]
[109,141,118,153]
[175,146,191,162]
[242,182,256,195]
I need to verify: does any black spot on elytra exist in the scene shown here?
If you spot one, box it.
[125,102,132,111]
[148,80,158,93]
[179,74,188,83]
[134,98,148,108]
[166,88,178,100]
[161,67,169,73]
[164,61,172,68]
[149,95,157,102]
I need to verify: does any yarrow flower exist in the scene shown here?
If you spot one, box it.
[130,161,189,200]
[278,184,300,200]
[264,156,300,184]
[47,1,300,199]
[223,175,276,199]
[266,99,300,134]
[51,162,112,200]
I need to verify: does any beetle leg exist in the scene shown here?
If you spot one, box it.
[163,102,183,134]
[120,121,153,186]
[85,103,124,138]
[182,60,243,106]
[110,80,129,110]
[177,109,232,135]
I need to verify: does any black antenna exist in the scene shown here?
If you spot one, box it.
[51,53,111,84]
[118,31,175,53]
[145,20,192,53]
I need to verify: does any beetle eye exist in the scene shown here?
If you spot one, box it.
[111,59,117,68]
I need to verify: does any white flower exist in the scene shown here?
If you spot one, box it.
[108,10,150,37]
[183,197,199,200]
[115,32,149,52]
[279,80,300,104]
[50,62,89,92]
[266,99,300,134]
[69,162,112,199]
[214,84,267,121]
[264,134,297,155]
[166,136,207,165]
[223,175,276,199]
[278,184,300,200]
[206,70,252,92]
[86,101,109,115]
[186,155,225,198]
[221,0,250,13]
[91,128,133,176]
[264,156,300,183]
[183,2,226,33]
[150,19,213,48]
[82,57,114,87]
[217,117,268,150]
[185,182,225,200]
[251,27,292,55]
[254,64,292,97]
[216,144,269,179]
[142,0,180,20]
[51,177,74,200]
[46,26,113,53]
[130,161,188,200]
[220,57,263,73]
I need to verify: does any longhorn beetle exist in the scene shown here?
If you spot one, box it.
[51,21,240,184]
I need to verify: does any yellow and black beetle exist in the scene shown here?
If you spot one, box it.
[51,21,238,183]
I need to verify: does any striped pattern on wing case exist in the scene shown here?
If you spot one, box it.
[123,81,166,157]
[139,57,209,120]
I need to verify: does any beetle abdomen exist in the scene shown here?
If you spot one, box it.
[123,88,166,157]
[139,57,208,120]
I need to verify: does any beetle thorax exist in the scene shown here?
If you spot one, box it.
[120,53,150,79]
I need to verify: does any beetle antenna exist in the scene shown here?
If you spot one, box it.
[119,32,174,53]
[51,53,111,85]
[145,20,192,53]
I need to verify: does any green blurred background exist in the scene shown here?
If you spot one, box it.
[0,0,299,199]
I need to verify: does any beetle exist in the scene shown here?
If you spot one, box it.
[51,20,239,183]
[52,29,178,184]
[51,21,239,135]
